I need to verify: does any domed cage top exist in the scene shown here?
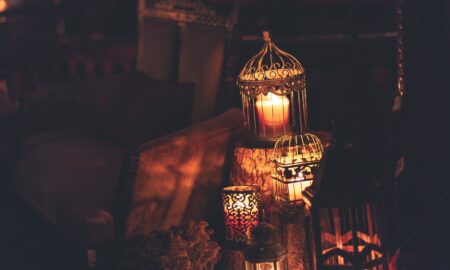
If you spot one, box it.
[237,31,309,141]
[271,133,324,205]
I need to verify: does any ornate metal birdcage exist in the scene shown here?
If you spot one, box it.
[272,133,324,207]
[237,31,308,143]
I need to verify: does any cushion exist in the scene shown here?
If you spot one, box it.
[137,18,229,124]
[25,76,124,133]
[12,130,128,242]
[93,72,195,147]
[124,108,245,237]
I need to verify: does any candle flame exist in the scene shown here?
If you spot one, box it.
[260,92,288,105]
[235,200,245,209]
[0,0,7,13]
[255,92,290,135]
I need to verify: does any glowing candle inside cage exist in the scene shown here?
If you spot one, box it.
[0,0,7,13]
[222,185,261,243]
[255,93,290,136]
[288,172,312,202]
[272,133,324,206]
[245,260,285,270]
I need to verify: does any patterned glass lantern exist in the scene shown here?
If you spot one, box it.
[303,144,388,270]
[237,31,308,142]
[244,223,288,270]
[222,185,261,243]
[272,133,323,206]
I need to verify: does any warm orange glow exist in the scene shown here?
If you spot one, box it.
[272,133,324,205]
[245,261,279,270]
[287,172,312,202]
[0,0,7,13]
[321,206,383,267]
[223,186,260,242]
[272,171,313,204]
[255,93,290,136]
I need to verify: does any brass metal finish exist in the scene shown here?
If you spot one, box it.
[237,31,309,139]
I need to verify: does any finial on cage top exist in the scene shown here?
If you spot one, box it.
[262,31,271,43]
[237,31,305,91]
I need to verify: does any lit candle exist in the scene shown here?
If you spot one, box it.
[272,133,324,206]
[222,185,261,243]
[287,172,312,202]
[255,93,290,136]
[0,0,7,13]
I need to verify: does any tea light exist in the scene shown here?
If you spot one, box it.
[222,185,261,243]
[287,171,312,202]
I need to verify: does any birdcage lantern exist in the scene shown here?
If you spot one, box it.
[237,31,308,142]
[272,133,323,207]
[303,144,388,270]
[244,223,288,270]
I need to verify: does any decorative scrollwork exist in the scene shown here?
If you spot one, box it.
[238,32,310,139]
[222,186,261,243]
[273,133,323,167]
[274,162,320,182]
[238,74,306,98]
[237,31,305,96]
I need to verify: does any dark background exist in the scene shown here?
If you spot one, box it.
[0,0,449,269]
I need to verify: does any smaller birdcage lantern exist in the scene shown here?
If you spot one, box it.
[272,133,323,206]
[237,31,308,142]
[222,185,261,244]
[244,222,288,270]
